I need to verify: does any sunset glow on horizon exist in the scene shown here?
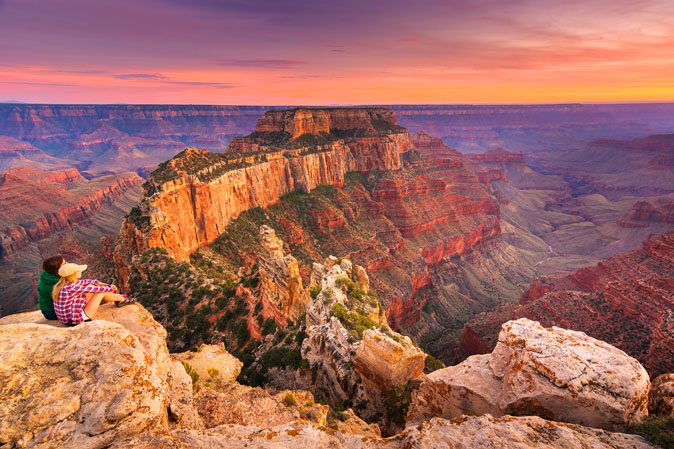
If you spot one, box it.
[1,0,674,104]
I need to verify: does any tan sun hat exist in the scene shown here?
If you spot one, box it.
[58,263,88,277]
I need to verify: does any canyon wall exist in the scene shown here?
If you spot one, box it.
[0,167,142,261]
[462,231,674,377]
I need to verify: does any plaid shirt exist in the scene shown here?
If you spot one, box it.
[54,280,115,325]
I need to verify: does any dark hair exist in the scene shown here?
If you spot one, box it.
[42,256,65,276]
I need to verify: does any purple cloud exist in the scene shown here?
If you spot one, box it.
[114,73,168,80]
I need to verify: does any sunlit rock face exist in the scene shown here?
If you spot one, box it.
[257,225,309,323]
[409,318,650,431]
[113,108,412,287]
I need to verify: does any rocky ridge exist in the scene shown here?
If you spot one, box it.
[0,305,662,449]
[302,255,425,427]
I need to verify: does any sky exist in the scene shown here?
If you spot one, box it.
[1,0,673,104]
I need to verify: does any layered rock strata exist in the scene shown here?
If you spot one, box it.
[0,166,142,261]
[463,231,674,377]
[408,318,650,431]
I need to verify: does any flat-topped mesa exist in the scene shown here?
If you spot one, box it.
[228,107,411,153]
[114,109,412,290]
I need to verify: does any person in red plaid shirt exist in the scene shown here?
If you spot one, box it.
[52,263,135,325]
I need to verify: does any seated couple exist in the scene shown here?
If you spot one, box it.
[37,256,135,325]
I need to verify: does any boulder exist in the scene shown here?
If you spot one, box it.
[354,329,425,390]
[407,354,502,425]
[0,316,167,448]
[173,342,243,388]
[649,373,674,417]
[0,304,206,448]
[409,318,650,430]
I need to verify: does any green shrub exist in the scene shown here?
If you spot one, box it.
[424,355,444,373]
[261,318,278,336]
[260,347,303,372]
[385,385,412,428]
[309,285,322,299]
[282,392,297,406]
[181,361,200,390]
[329,303,381,339]
[207,367,219,379]
[634,416,674,449]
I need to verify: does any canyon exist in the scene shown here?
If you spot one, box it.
[1,104,674,447]
[463,231,674,378]
[114,109,528,367]
[2,103,674,178]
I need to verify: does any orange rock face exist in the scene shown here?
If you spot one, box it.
[463,231,674,377]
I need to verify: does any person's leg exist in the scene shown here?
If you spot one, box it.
[83,292,105,319]
[84,292,124,318]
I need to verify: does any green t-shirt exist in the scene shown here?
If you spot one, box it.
[37,272,60,312]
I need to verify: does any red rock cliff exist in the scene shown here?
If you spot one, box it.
[114,109,412,289]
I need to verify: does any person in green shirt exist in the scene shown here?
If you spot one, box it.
[37,256,64,320]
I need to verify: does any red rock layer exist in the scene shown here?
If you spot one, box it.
[0,167,142,260]
[617,199,674,228]
[463,231,674,377]
[252,107,400,139]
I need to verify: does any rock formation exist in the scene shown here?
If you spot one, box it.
[618,199,674,228]
[409,318,650,431]
[302,256,425,423]
[258,225,309,323]
[114,108,411,281]
[0,299,661,449]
